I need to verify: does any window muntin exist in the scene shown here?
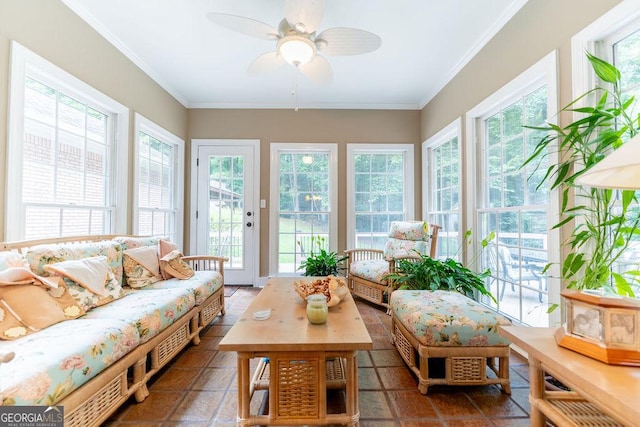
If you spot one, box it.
[21,77,113,239]
[602,26,640,280]
[7,42,128,240]
[478,85,551,326]
[271,145,338,275]
[134,114,183,246]
[353,152,405,249]
[347,144,414,250]
[429,136,460,259]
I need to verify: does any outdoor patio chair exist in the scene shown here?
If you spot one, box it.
[487,243,545,303]
[345,221,440,310]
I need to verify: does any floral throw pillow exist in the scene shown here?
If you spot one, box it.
[44,256,124,312]
[159,250,195,280]
[0,279,84,340]
[123,246,162,288]
[158,240,179,279]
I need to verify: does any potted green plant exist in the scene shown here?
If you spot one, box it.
[384,230,497,302]
[298,235,348,277]
[523,52,640,299]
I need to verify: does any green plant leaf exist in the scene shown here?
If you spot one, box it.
[587,52,621,83]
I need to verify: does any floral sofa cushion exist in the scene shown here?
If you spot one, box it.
[83,288,195,343]
[24,241,123,286]
[349,259,390,285]
[390,290,512,347]
[0,318,140,406]
[144,270,223,305]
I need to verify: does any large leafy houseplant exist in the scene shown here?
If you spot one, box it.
[524,53,640,297]
[298,236,348,276]
[385,231,497,302]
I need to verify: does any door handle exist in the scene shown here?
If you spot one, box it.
[246,222,252,227]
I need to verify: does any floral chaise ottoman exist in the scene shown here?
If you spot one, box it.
[389,290,512,394]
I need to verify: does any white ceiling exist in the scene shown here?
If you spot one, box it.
[62,0,527,110]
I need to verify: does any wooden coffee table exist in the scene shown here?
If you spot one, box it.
[219,277,373,426]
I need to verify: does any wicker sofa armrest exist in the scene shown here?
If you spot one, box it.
[182,255,228,277]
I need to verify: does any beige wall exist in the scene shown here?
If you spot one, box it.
[187,108,421,275]
[0,0,187,241]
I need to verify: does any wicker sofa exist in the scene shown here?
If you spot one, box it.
[0,235,226,427]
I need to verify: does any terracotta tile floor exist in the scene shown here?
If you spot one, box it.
[105,287,532,426]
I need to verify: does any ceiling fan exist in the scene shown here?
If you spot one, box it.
[207,0,382,85]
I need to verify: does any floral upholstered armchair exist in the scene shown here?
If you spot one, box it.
[345,221,440,310]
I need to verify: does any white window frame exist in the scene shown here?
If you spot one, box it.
[346,144,415,249]
[133,113,184,247]
[572,0,640,100]
[269,143,338,276]
[571,0,640,289]
[6,41,128,240]
[465,50,560,326]
[423,119,462,259]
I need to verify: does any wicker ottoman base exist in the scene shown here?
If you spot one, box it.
[392,311,511,394]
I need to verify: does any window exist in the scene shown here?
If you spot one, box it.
[593,19,640,283]
[423,120,461,259]
[134,114,184,246]
[269,144,338,275]
[6,42,128,240]
[346,144,414,250]
[467,52,559,327]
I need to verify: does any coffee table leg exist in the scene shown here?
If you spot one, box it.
[345,351,360,426]
[529,357,546,427]
[236,352,251,426]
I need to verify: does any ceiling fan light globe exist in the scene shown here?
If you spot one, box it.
[277,35,316,66]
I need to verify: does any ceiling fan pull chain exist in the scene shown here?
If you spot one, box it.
[292,67,299,112]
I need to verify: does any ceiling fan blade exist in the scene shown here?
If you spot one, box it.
[315,27,382,56]
[284,0,325,34]
[299,55,332,85]
[207,13,279,40]
[248,51,286,76]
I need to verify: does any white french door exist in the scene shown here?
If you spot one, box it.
[192,140,259,285]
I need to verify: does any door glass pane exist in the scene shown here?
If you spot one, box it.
[208,155,244,269]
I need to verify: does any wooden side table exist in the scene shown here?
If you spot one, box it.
[500,326,639,427]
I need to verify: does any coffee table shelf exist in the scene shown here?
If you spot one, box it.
[250,356,347,394]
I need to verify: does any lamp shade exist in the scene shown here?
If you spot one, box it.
[576,133,640,190]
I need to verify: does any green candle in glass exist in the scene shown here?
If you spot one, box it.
[306,294,328,324]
